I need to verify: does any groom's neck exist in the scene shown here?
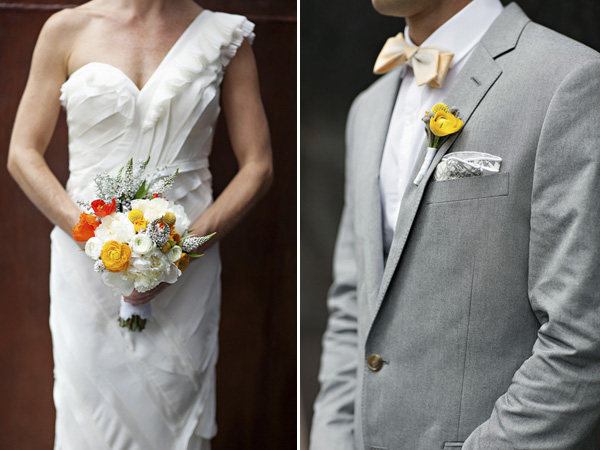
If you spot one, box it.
[403,0,473,45]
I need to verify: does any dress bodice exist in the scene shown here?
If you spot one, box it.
[59,10,254,222]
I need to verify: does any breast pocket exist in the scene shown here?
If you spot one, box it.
[424,172,509,204]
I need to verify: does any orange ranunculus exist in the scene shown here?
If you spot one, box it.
[171,232,181,243]
[91,198,117,217]
[73,213,100,242]
[430,110,463,137]
[176,254,190,272]
[100,241,131,272]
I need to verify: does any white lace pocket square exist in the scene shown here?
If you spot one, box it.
[432,151,502,181]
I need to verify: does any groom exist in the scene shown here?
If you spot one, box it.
[311,0,600,449]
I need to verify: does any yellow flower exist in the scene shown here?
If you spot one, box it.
[431,103,450,114]
[128,209,144,223]
[162,212,176,226]
[101,241,131,272]
[133,218,148,233]
[176,254,190,272]
[430,110,463,137]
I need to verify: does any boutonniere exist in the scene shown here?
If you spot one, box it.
[413,103,464,185]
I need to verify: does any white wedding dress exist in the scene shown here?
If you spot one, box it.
[49,10,254,450]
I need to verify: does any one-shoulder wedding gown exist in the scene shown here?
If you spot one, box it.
[49,10,254,450]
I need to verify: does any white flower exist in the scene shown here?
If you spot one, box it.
[130,233,154,255]
[127,249,181,293]
[85,237,103,259]
[95,213,136,243]
[102,270,135,296]
[131,198,169,222]
[168,203,190,235]
[130,198,190,235]
[167,246,183,263]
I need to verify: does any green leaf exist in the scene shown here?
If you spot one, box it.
[133,180,148,199]
[186,253,204,258]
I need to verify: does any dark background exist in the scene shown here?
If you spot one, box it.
[0,0,296,449]
[300,0,600,445]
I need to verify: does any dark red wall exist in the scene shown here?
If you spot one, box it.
[0,1,296,449]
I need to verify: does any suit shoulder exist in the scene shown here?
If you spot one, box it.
[519,21,600,65]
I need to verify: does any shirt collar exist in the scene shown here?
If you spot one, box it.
[404,0,504,68]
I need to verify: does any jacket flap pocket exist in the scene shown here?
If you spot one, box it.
[425,172,509,204]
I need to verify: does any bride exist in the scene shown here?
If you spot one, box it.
[7,0,272,448]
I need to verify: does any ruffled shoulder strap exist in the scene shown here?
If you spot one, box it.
[142,10,255,130]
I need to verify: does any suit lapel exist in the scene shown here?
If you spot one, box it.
[357,69,404,309]
[366,3,531,328]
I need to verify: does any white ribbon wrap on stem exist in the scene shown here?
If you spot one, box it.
[414,147,439,185]
[119,296,153,321]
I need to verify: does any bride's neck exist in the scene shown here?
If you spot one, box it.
[106,0,188,18]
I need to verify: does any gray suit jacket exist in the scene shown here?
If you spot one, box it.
[311,4,600,450]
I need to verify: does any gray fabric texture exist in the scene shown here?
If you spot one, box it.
[311,3,600,450]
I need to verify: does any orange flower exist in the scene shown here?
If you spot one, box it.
[91,198,117,217]
[171,232,181,243]
[100,241,131,272]
[176,254,190,272]
[73,213,100,242]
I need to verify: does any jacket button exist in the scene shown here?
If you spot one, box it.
[367,354,384,372]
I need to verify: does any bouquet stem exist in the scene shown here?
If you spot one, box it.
[119,297,152,332]
[119,315,148,332]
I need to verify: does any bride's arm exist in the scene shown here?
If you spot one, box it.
[190,38,274,250]
[7,11,80,236]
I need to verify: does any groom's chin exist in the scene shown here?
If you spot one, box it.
[371,0,438,18]
[371,0,414,17]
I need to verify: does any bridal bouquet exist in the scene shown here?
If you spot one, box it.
[72,158,214,331]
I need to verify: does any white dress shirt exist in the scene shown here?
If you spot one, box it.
[379,0,503,255]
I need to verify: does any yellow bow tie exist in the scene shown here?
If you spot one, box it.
[373,33,454,88]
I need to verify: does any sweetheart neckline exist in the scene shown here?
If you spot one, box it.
[62,9,209,93]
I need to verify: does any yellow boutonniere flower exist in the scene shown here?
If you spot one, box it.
[413,102,464,186]
[430,110,463,137]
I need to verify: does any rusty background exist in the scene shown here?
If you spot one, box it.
[0,1,297,449]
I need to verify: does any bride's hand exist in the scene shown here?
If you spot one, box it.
[123,283,168,306]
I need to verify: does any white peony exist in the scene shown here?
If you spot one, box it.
[168,203,190,235]
[131,198,169,222]
[95,213,136,243]
[85,237,103,259]
[167,245,183,263]
[130,233,154,255]
[130,198,190,235]
[102,270,135,296]
[127,249,181,293]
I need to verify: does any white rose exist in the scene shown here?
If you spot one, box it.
[167,245,183,263]
[130,233,154,255]
[84,237,103,259]
[96,213,136,243]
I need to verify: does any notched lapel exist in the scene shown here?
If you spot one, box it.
[368,42,504,330]
[355,69,403,311]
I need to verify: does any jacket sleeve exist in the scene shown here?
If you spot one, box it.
[310,96,362,450]
[464,58,600,449]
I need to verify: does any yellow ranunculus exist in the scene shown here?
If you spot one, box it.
[101,240,131,273]
[430,110,463,137]
[128,209,144,223]
[133,218,148,233]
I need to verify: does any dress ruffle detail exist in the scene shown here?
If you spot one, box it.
[142,12,255,131]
